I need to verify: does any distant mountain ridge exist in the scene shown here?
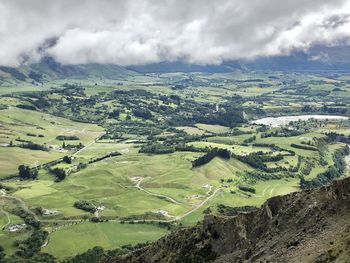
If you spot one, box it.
[0,57,136,85]
[129,46,350,73]
[0,45,349,85]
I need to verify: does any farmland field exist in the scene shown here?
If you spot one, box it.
[0,71,349,260]
[42,222,169,259]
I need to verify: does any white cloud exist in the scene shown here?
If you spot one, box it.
[0,0,349,66]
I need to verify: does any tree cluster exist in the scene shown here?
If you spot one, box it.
[237,185,256,193]
[291,143,318,151]
[73,200,96,213]
[300,146,349,189]
[14,230,48,258]
[18,165,38,180]
[56,135,80,141]
[11,207,40,228]
[20,142,48,151]
[51,168,66,182]
[139,143,175,154]
[63,155,72,164]
[192,148,230,168]
[88,151,121,164]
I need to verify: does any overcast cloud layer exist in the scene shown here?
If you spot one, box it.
[1,0,350,66]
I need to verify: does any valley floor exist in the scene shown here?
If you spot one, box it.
[0,71,349,260]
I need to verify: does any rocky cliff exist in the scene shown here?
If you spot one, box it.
[109,177,350,263]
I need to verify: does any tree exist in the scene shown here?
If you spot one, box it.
[74,200,96,213]
[18,165,38,180]
[203,207,212,215]
[109,109,120,118]
[52,168,66,182]
[63,155,72,164]
[133,108,153,119]
[301,105,312,112]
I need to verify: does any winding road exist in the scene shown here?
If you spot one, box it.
[135,178,183,205]
[177,188,221,220]
[0,129,224,248]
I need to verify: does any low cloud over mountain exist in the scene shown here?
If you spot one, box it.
[1,0,350,66]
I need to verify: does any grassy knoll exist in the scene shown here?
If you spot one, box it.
[305,142,345,179]
[6,149,253,221]
[7,152,194,218]
[42,222,169,259]
[254,132,326,157]
[181,178,300,226]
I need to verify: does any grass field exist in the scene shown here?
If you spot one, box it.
[0,106,103,177]
[1,71,349,260]
[0,147,63,177]
[42,222,168,259]
[7,150,249,219]
[181,178,300,226]
[1,117,346,258]
[207,134,256,144]
[175,126,206,135]
[195,123,230,134]
[188,141,272,155]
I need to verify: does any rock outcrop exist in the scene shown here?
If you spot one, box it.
[108,177,350,263]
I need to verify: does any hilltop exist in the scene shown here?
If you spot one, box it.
[110,176,350,263]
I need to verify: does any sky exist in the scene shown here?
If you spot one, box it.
[0,0,350,67]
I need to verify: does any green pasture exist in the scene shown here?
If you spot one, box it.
[181,178,300,226]
[175,126,206,135]
[42,222,168,259]
[0,106,103,177]
[195,123,230,134]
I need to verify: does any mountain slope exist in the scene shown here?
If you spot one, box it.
[109,177,350,263]
[26,57,136,80]
[0,57,137,86]
[129,45,350,73]
[1,45,350,85]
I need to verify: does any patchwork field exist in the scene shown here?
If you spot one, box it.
[0,71,349,260]
[0,105,103,178]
